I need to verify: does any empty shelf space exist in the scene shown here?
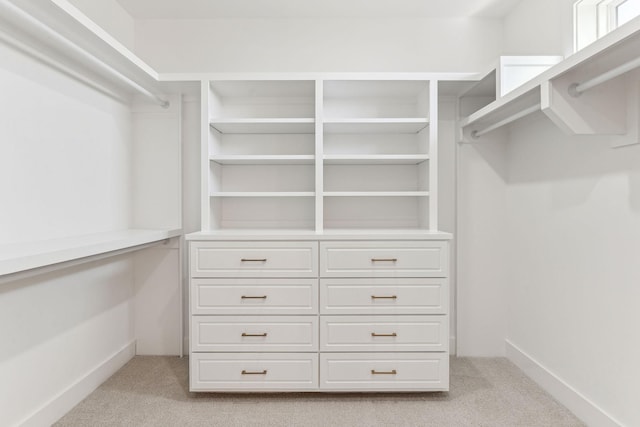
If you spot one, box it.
[0,228,182,278]
[210,155,315,165]
[323,154,429,165]
[210,118,315,134]
[323,118,429,134]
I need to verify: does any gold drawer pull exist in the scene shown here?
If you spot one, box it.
[241,258,267,262]
[371,332,397,337]
[371,295,397,299]
[241,370,267,375]
[371,258,397,262]
[241,295,267,299]
[371,369,397,375]
[241,333,268,337]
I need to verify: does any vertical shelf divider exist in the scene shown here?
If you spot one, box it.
[315,79,324,233]
[201,80,211,231]
[429,79,439,231]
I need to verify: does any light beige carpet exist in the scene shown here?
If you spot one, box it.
[55,356,584,426]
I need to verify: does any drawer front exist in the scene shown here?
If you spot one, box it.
[320,278,448,315]
[320,315,448,352]
[320,353,449,391]
[191,241,318,277]
[192,316,318,352]
[319,241,448,278]
[192,278,318,315]
[191,353,319,391]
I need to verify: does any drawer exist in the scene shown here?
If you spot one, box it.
[191,278,318,315]
[191,353,318,391]
[192,316,318,352]
[190,241,318,277]
[320,315,448,352]
[320,353,449,391]
[319,241,448,278]
[320,278,447,315]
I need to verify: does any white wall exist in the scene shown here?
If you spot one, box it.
[502,0,575,57]
[0,43,132,245]
[133,17,503,73]
[504,90,640,426]
[0,30,181,425]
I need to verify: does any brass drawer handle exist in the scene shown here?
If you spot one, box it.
[371,258,397,262]
[241,295,267,299]
[371,332,397,337]
[241,258,267,262]
[371,369,397,375]
[241,370,267,375]
[371,295,397,299]
[241,333,268,337]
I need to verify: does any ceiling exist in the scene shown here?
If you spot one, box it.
[115,0,523,20]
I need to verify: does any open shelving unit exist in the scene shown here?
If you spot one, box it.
[201,76,440,234]
[458,16,640,146]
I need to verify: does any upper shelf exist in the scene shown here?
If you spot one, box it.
[0,0,174,106]
[459,16,640,143]
[324,118,429,134]
[0,228,182,279]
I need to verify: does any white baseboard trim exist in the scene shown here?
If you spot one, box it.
[506,340,622,427]
[19,340,136,427]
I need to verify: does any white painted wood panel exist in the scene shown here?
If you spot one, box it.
[320,278,447,315]
[190,241,318,277]
[320,352,449,391]
[320,241,448,277]
[191,353,319,391]
[191,278,318,315]
[192,315,317,352]
[320,315,447,352]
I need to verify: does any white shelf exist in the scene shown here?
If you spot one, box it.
[324,118,429,134]
[323,191,430,197]
[210,155,315,165]
[210,192,315,197]
[0,229,182,278]
[209,118,315,134]
[323,154,429,165]
[459,16,640,141]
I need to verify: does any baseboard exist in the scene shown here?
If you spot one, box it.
[19,340,136,427]
[506,340,622,427]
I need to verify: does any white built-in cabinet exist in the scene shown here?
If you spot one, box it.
[201,78,438,232]
[188,75,453,392]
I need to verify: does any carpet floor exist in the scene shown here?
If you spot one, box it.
[54,356,584,426]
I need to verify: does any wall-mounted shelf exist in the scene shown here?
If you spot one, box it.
[0,229,182,281]
[210,118,315,134]
[323,155,429,165]
[210,155,315,165]
[323,191,430,197]
[324,118,429,134]
[0,0,172,106]
[210,192,315,197]
[459,16,640,144]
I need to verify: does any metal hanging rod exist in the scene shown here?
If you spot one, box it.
[569,56,640,97]
[471,103,541,139]
[0,1,169,108]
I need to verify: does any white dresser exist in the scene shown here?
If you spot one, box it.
[188,234,450,392]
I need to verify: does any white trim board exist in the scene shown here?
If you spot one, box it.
[506,340,622,427]
[17,340,136,427]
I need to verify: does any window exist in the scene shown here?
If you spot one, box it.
[574,0,640,51]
